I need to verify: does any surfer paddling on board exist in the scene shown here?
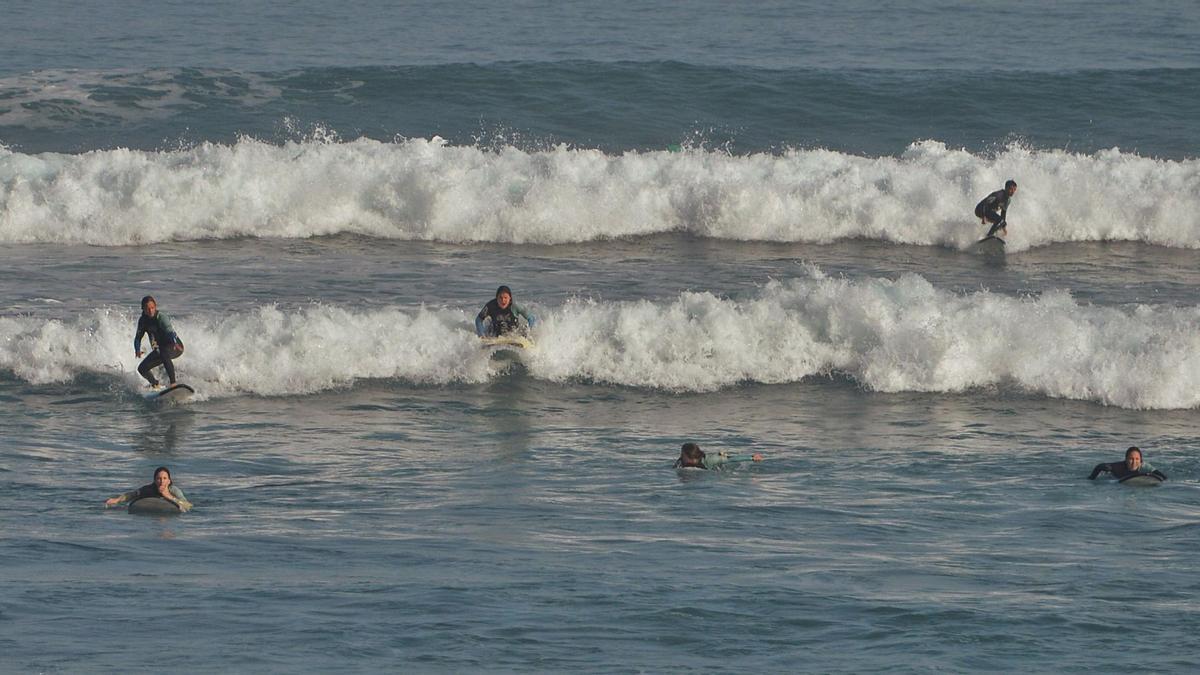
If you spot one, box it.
[104,466,193,512]
[134,295,185,389]
[674,442,763,469]
[475,285,537,338]
[1088,446,1166,481]
[975,179,1017,239]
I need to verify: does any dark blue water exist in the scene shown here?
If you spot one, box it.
[4,64,1199,158]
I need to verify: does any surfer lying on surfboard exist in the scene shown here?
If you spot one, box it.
[475,285,537,338]
[104,466,193,512]
[1088,446,1166,481]
[134,295,185,389]
[674,442,763,469]
[975,179,1017,239]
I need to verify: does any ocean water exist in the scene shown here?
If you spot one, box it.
[3,1,1200,672]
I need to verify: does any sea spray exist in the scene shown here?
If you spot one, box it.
[4,271,1200,408]
[2,139,1198,249]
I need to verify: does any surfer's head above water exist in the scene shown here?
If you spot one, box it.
[1005,179,1017,195]
[674,442,706,468]
[1125,446,1142,471]
[154,466,173,488]
[141,295,157,316]
[496,285,512,309]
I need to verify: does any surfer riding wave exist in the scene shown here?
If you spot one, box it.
[134,295,184,388]
[975,179,1017,238]
[475,285,536,338]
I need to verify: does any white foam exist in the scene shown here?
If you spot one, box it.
[528,271,1200,409]
[3,274,1200,409]
[1,138,1197,249]
[0,305,494,397]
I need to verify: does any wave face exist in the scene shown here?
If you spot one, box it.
[4,271,1199,409]
[2,65,1198,158]
[2,138,1197,250]
[0,306,494,397]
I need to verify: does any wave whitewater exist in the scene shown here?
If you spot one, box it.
[1,138,1198,250]
[2,270,1198,408]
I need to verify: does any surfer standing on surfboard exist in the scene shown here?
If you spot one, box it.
[475,285,537,338]
[134,295,185,389]
[975,179,1017,238]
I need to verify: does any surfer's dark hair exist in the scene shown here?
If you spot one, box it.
[1005,179,1017,189]
[674,442,706,467]
[496,285,512,298]
[141,295,156,307]
[1125,446,1142,459]
[153,466,172,482]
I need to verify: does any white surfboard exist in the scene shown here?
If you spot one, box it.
[143,383,195,403]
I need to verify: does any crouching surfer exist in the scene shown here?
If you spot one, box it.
[475,285,537,338]
[975,179,1017,239]
[134,295,184,389]
[1088,446,1166,481]
[674,442,763,469]
[104,466,193,512]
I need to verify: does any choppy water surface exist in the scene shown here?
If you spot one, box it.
[3,0,1200,672]
[4,374,1200,671]
[3,236,1200,672]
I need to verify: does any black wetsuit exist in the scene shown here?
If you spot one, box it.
[134,313,184,386]
[475,299,534,337]
[975,189,1012,236]
[1088,461,1166,481]
[127,483,165,502]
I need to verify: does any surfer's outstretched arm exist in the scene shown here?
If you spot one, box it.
[168,486,193,512]
[104,488,143,507]
[702,453,764,469]
[513,303,536,329]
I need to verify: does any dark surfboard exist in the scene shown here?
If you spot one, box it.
[143,383,195,403]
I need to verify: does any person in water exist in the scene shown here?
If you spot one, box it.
[674,442,763,469]
[1088,446,1166,481]
[104,466,193,512]
[975,179,1018,238]
[475,285,537,338]
[134,295,184,388]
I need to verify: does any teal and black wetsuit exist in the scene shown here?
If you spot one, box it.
[475,300,536,337]
[675,453,759,470]
[975,189,1012,236]
[135,313,184,386]
[1089,461,1166,481]
[700,453,758,469]
[111,484,192,512]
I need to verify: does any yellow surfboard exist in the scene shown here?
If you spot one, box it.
[479,335,534,351]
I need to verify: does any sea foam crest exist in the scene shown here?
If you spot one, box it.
[0,305,494,397]
[2,272,1198,409]
[530,272,1200,409]
[1,138,1198,249]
